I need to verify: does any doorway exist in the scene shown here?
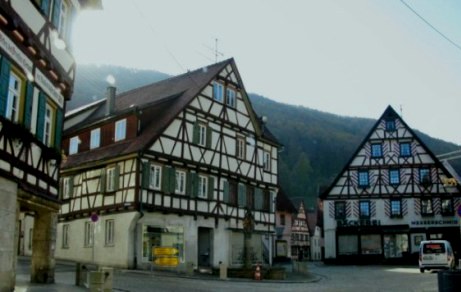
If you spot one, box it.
[198,227,213,267]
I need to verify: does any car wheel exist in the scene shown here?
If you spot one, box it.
[420,268,424,273]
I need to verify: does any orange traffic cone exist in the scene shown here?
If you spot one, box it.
[254,263,261,280]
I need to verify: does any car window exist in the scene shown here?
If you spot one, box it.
[423,243,445,254]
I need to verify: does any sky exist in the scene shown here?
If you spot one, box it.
[72,0,461,146]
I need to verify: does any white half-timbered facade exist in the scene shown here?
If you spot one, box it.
[56,59,280,270]
[321,106,461,264]
[291,200,310,261]
[0,0,101,289]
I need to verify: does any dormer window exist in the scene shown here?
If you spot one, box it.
[115,119,126,142]
[90,128,101,149]
[69,136,79,155]
[213,81,224,102]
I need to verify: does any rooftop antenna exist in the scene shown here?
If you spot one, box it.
[214,38,224,63]
[399,104,403,117]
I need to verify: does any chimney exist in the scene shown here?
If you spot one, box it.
[106,86,116,116]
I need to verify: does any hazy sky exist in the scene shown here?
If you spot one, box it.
[73,0,461,145]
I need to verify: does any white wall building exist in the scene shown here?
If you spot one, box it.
[55,59,280,271]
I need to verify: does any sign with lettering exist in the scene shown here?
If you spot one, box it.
[154,257,179,267]
[0,30,33,75]
[153,247,179,267]
[153,247,179,256]
[35,68,64,108]
[410,219,458,227]
[336,219,381,227]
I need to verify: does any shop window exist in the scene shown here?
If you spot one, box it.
[335,201,346,219]
[142,225,184,263]
[360,234,382,255]
[338,235,358,255]
[384,234,408,258]
[441,199,453,216]
[421,198,433,216]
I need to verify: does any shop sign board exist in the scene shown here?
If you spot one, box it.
[153,247,179,267]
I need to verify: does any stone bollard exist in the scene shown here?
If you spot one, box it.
[219,262,227,280]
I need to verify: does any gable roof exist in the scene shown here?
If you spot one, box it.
[276,188,297,213]
[320,105,461,199]
[62,58,279,169]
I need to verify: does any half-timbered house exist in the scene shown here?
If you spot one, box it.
[0,0,101,289]
[321,106,461,264]
[274,189,296,259]
[56,58,280,271]
[290,200,310,261]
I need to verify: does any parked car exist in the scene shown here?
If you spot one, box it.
[419,240,455,273]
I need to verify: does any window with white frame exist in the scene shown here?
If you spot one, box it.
[198,123,207,146]
[6,71,22,122]
[198,175,208,198]
[57,0,69,39]
[115,119,126,141]
[149,164,162,190]
[62,224,69,248]
[62,177,73,199]
[213,81,224,102]
[84,222,93,247]
[69,136,79,155]
[226,88,236,107]
[106,167,118,192]
[175,170,186,195]
[44,103,54,147]
[236,137,246,159]
[263,151,271,171]
[105,219,115,246]
[90,128,101,149]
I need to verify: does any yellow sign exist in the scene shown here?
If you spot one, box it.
[153,247,179,256]
[154,257,179,267]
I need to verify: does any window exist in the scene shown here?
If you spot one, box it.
[149,164,162,190]
[389,169,400,185]
[335,201,346,219]
[175,170,186,195]
[441,199,453,216]
[421,198,433,216]
[263,151,271,171]
[56,0,69,39]
[69,136,79,155]
[106,167,117,192]
[44,103,54,146]
[390,199,402,217]
[84,222,94,247]
[115,119,126,141]
[359,201,370,219]
[419,168,431,185]
[386,120,396,131]
[105,219,115,246]
[226,88,236,107]
[213,81,224,102]
[197,123,207,146]
[6,71,22,122]
[400,143,411,157]
[62,176,73,199]
[90,128,101,149]
[236,137,246,159]
[238,183,246,207]
[358,171,369,187]
[198,175,208,198]
[62,224,69,248]
[371,144,382,158]
[280,214,285,226]
[254,187,263,210]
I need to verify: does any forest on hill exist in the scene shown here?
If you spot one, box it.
[71,64,461,209]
